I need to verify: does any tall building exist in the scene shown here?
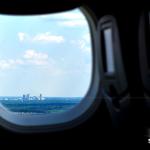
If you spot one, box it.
[22,94,26,101]
[26,94,30,100]
[39,94,42,100]
[22,94,43,101]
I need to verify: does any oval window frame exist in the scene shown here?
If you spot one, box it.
[0,6,102,133]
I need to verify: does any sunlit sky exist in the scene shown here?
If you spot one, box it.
[0,9,92,97]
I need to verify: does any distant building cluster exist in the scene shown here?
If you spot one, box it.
[22,94,44,101]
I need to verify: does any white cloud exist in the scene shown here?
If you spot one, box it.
[23,49,49,65]
[0,50,49,70]
[58,20,87,27]
[24,49,48,60]
[57,12,85,20]
[0,60,11,69]
[41,12,85,20]
[0,48,90,78]
[78,40,91,53]
[27,59,48,65]
[0,49,55,70]
[70,33,91,53]
[0,59,24,70]
[0,49,65,76]
[32,32,64,43]
[18,32,65,44]
[18,32,29,42]
[83,33,90,43]
[23,49,65,75]
[15,59,24,65]
[48,11,87,28]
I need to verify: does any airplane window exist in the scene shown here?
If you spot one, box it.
[0,8,92,115]
[102,28,115,74]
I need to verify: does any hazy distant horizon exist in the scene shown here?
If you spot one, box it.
[0,95,83,98]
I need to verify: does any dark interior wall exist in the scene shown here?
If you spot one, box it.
[0,0,149,15]
[87,0,147,140]
[0,0,82,15]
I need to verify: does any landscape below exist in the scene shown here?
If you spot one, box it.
[0,97,81,114]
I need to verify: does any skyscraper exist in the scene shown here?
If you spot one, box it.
[39,94,42,100]
[26,94,30,100]
[22,94,26,101]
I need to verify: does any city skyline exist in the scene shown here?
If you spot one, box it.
[22,93,43,100]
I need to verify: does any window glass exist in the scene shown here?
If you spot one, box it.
[104,28,115,74]
[0,9,92,114]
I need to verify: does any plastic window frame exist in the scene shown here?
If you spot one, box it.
[0,6,101,133]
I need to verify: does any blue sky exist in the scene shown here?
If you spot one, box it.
[0,9,92,97]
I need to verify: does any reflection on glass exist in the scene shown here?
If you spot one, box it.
[0,9,92,114]
[104,28,115,74]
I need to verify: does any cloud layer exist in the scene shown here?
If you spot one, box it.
[18,32,65,43]
[40,11,87,27]
[0,49,50,70]
[70,33,91,53]
[0,59,24,70]
[23,49,49,65]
